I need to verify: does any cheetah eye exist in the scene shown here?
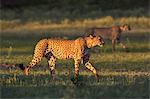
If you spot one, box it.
[98,38,101,41]
[98,37,102,40]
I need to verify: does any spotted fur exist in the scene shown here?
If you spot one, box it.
[20,35,104,81]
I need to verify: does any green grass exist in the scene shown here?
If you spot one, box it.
[0,70,149,98]
[0,29,149,98]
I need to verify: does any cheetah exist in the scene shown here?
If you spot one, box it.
[19,35,105,82]
[85,24,131,52]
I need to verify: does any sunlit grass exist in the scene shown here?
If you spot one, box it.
[1,16,150,32]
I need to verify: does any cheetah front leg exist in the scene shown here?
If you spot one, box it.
[112,39,116,52]
[83,53,99,80]
[84,62,99,80]
[75,59,81,79]
[72,59,81,84]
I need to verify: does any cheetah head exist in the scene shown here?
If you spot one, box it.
[120,24,131,32]
[85,35,105,48]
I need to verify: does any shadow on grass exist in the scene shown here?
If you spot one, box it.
[0,74,149,99]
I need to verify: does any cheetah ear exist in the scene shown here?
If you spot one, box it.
[98,36,101,39]
[123,24,128,27]
[89,35,93,38]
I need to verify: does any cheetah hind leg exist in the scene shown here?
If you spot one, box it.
[45,52,57,79]
[47,55,57,79]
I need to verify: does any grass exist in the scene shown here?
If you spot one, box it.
[0,28,149,98]
[0,70,149,98]
[1,16,150,31]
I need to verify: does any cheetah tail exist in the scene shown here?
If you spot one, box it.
[18,64,25,71]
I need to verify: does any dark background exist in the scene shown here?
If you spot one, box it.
[0,0,148,10]
[0,0,149,22]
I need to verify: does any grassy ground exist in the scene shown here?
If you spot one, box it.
[0,28,150,98]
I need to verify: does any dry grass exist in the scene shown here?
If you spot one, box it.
[1,16,150,32]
